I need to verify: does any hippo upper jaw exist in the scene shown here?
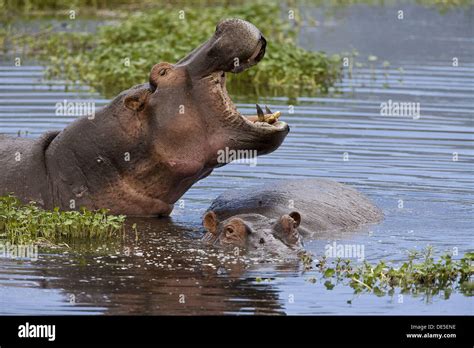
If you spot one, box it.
[177,19,267,77]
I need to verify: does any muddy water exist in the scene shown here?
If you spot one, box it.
[0,3,473,314]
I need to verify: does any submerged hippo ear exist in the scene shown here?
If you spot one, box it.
[203,211,219,235]
[280,211,301,232]
[124,88,151,112]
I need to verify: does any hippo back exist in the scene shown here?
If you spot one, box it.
[208,178,383,237]
[0,131,59,207]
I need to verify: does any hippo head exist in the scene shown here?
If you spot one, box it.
[202,211,304,255]
[123,18,289,159]
[137,18,289,157]
[103,19,289,214]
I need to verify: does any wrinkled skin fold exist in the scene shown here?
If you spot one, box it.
[0,19,289,216]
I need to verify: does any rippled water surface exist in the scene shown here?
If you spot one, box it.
[0,3,473,315]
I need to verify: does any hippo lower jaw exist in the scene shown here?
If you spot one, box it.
[215,71,288,130]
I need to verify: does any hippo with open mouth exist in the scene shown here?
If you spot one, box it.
[0,19,289,216]
[202,179,383,255]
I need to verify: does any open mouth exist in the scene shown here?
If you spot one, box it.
[211,70,289,134]
[177,21,289,137]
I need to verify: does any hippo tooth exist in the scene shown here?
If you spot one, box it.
[267,111,281,124]
[256,104,265,122]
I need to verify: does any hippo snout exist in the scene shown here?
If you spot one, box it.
[177,18,266,77]
[214,18,267,73]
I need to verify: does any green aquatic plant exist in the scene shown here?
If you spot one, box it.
[302,247,474,298]
[0,195,126,244]
[9,2,342,97]
[6,0,469,95]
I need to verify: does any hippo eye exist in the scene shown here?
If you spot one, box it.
[225,227,234,235]
[259,238,265,244]
[159,69,167,76]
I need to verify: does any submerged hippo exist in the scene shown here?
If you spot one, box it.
[202,179,383,254]
[202,211,305,256]
[0,19,289,216]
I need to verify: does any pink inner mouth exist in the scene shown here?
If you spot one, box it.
[212,71,288,133]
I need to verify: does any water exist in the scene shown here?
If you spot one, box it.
[0,3,473,315]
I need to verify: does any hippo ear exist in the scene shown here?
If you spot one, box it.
[279,212,301,234]
[203,211,219,235]
[124,88,151,112]
[149,62,174,89]
[289,211,301,228]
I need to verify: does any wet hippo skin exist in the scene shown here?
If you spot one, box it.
[0,19,289,216]
[202,179,383,253]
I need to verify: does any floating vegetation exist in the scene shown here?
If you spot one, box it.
[0,195,126,244]
[4,1,470,96]
[302,247,474,298]
[6,2,342,97]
